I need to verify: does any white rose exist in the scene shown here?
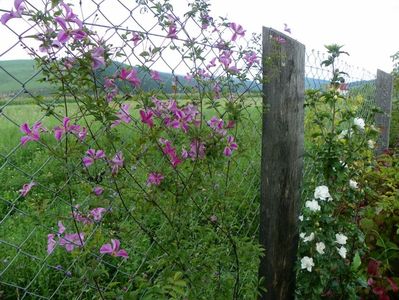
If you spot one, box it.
[305,199,321,212]
[302,232,315,243]
[314,185,332,201]
[316,242,326,255]
[349,180,358,190]
[335,233,348,245]
[299,215,304,221]
[301,256,315,272]
[354,117,365,130]
[368,140,375,149]
[337,246,347,259]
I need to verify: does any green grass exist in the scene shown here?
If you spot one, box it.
[0,98,263,299]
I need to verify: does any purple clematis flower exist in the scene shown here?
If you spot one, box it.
[229,22,245,41]
[19,181,36,197]
[82,149,106,167]
[188,140,206,160]
[167,25,177,39]
[150,70,161,81]
[20,122,45,145]
[140,109,154,128]
[131,32,141,46]
[93,186,104,196]
[54,117,82,141]
[120,68,141,88]
[59,233,84,252]
[91,47,105,70]
[219,50,232,69]
[47,221,66,254]
[160,139,181,168]
[147,172,164,186]
[1,0,25,25]
[223,135,238,157]
[111,104,131,128]
[90,207,106,221]
[110,151,124,175]
[243,51,260,67]
[207,116,227,136]
[100,239,128,258]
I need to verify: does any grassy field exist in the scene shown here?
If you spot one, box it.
[0,97,263,298]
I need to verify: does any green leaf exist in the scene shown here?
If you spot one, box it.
[351,252,361,271]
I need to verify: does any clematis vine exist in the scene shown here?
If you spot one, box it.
[19,181,36,197]
[1,0,25,25]
[82,149,106,167]
[20,122,45,145]
[100,239,128,258]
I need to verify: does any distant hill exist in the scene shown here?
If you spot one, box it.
[0,59,357,99]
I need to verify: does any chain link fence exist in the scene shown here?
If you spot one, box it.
[0,0,384,298]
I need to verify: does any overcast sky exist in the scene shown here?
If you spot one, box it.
[211,0,399,73]
[0,0,398,74]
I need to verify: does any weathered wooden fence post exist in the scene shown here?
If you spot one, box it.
[259,27,305,299]
[375,69,393,154]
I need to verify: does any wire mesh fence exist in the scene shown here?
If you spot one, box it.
[0,0,386,299]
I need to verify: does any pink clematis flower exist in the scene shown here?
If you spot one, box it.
[147,172,164,186]
[82,149,106,167]
[131,32,141,46]
[100,239,128,258]
[59,233,84,252]
[54,117,82,141]
[54,2,85,44]
[140,109,154,128]
[223,135,238,157]
[19,181,36,197]
[90,207,106,221]
[229,22,245,41]
[244,51,260,67]
[166,24,177,39]
[47,221,66,254]
[188,140,206,160]
[110,151,124,175]
[150,70,161,81]
[1,0,25,25]
[111,104,131,128]
[160,138,181,168]
[207,116,227,136]
[93,186,104,196]
[120,68,141,88]
[20,122,45,145]
[91,46,105,70]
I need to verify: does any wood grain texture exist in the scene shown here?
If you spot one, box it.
[259,27,305,300]
[375,69,393,154]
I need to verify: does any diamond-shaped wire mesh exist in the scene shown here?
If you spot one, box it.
[0,0,380,298]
